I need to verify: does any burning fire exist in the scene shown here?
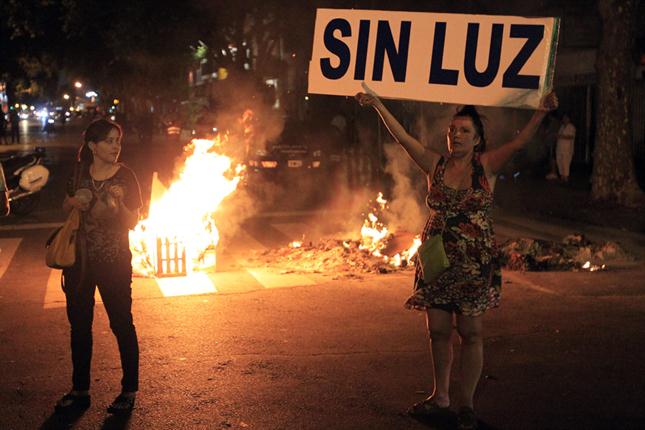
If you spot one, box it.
[582,261,606,272]
[130,137,243,277]
[359,192,421,267]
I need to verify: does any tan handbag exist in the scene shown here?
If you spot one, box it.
[45,208,80,269]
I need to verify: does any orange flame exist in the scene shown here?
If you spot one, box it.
[359,193,420,267]
[129,137,243,276]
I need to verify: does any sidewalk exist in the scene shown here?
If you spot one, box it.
[493,171,645,258]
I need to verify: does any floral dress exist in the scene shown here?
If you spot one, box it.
[405,154,502,316]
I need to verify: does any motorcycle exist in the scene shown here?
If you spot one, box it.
[0,147,50,216]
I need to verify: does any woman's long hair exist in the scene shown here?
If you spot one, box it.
[454,105,486,153]
[77,118,123,165]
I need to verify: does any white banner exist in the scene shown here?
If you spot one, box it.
[308,9,560,109]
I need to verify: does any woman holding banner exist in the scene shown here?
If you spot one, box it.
[356,90,557,429]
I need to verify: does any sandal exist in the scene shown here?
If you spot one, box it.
[107,394,136,414]
[457,406,478,430]
[54,393,91,414]
[407,398,451,417]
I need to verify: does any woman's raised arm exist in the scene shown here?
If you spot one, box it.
[355,92,440,174]
[481,92,558,175]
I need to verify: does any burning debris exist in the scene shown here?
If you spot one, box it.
[245,232,629,277]
[358,192,422,265]
[130,137,244,277]
[500,234,629,272]
[128,152,630,280]
[248,238,416,277]
[241,193,423,277]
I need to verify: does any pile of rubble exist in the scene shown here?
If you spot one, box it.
[242,239,406,277]
[242,234,631,276]
[499,234,630,271]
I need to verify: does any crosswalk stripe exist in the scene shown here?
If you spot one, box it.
[0,238,23,280]
[155,272,216,297]
[204,270,264,294]
[233,227,268,250]
[271,222,309,243]
[246,268,320,289]
[43,269,103,309]
[1,218,343,310]
[0,222,62,232]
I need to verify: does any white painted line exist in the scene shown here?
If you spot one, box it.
[0,222,62,232]
[43,269,66,309]
[504,271,557,295]
[155,272,216,297]
[271,222,309,242]
[43,269,103,309]
[0,238,22,280]
[246,268,318,289]
[234,228,268,250]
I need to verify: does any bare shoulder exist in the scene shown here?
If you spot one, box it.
[478,152,498,190]
[421,147,443,174]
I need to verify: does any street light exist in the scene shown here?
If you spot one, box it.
[74,81,83,89]
[63,94,70,100]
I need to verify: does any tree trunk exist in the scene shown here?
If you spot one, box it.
[592,0,643,206]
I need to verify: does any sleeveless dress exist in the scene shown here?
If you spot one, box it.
[405,154,502,316]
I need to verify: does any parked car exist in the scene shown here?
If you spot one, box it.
[245,120,343,180]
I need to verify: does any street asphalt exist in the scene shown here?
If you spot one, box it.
[0,120,644,429]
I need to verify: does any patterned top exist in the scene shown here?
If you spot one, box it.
[68,164,142,265]
[405,154,502,316]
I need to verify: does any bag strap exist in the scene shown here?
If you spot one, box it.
[72,162,82,193]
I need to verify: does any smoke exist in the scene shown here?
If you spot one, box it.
[209,73,285,157]
[382,143,426,233]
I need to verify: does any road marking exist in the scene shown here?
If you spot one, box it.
[43,269,103,309]
[0,238,22,280]
[504,271,557,295]
[271,222,309,242]
[0,222,62,232]
[246,268,319,289]
[156,272,216,297]
[233,228,268,250]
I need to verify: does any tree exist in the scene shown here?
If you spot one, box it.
[0,0,67,103]
[592,0,643,206]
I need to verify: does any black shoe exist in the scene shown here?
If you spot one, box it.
[107,394,135,414]
[457,406,478,430]
[54,393,91,414]
[407,398,451,417]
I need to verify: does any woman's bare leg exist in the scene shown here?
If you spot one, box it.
[456,314,484,409]
[426,309,454,406]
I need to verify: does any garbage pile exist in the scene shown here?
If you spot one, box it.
[243,239,402,278]
[242,234,630,276]
[499,234,630,271]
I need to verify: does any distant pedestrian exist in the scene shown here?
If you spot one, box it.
[54,118,142,416]
[9,109,20,143]
[356,89,558,429]
[0,112,8,145]
[555,113,576,183]
[542,112,560,180]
